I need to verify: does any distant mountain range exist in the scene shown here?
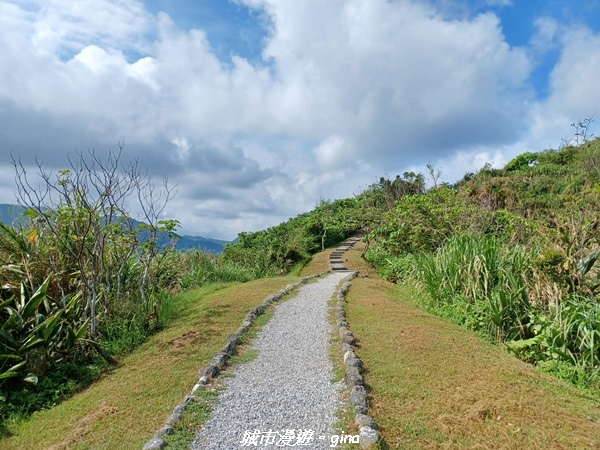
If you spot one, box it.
[0,203,230,253]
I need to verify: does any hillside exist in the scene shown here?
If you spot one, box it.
[2,243,598,449]
[363,137,600,393]
[2,139,600,448]
[0,204,27,226]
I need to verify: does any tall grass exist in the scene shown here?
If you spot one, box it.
[547,295,600,370]
[177,250,254,289]
[413,235,532,341]
[367,234,600,389]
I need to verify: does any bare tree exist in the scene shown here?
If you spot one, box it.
[134,172,178,311]
[12,144,177,344]
[426,163,442,189]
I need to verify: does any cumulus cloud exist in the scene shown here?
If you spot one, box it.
[530,17,560,54]
[526,25,600,149]
[0,0,596,239]
[249,0,532,164]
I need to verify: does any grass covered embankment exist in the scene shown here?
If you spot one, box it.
[4,239,600,449]
[343,242,600,449]
[1,277,298,449]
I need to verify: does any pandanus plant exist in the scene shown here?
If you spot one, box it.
[0,276,89,393]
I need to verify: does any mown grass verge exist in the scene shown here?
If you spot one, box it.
[0,277,299,450]
[343,242,600,449]
[162,301,278,448]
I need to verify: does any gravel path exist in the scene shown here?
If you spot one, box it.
[192,271,351,449]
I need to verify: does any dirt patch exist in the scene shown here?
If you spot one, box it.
[167,330,202,349]
[46,403,118,450]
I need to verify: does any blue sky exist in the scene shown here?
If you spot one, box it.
[145,0,271,64]
[1,0,600,239]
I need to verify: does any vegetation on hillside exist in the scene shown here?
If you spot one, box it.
[0,151,361,426]
[3,122,600,429]
[365,135,600,391]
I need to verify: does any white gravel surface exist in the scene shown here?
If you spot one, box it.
[192,271,351,449]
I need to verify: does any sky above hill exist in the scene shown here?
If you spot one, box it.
[1,0,600,240]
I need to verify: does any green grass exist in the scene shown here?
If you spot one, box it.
[163,281,305,448]
[0,277,299,449]
[162,390,219,449]
[343,242,600,449]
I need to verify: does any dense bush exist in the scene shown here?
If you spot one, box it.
[365,139,600,390]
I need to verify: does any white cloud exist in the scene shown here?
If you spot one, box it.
[31,0,153,56]
[248,0,532,164]
[313,136,352,169]
[3,0,595,239]
[527,25,600,149]
[485,0,512,7]
[530,17,560,54]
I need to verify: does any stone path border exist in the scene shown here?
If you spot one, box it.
[331,237,380,449]
[335,272,380,449]
[143,234,379,449]
[142,271,327,450]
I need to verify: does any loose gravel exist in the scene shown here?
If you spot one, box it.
[192,271,351,449]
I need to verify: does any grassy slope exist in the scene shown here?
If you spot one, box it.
[344,242,600,449]
[1,278,298,450]
[5,241,599,449]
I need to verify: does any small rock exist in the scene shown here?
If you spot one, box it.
[263,294,277,304]
[198,365,218,379]
[165,412,182,425]
[154,426,174,438]
[350,385,368,414]
[359,427,379,449]
[343,350,356,363]
[221,340,236,355]
[346,366,363,386]
[210,353,228,369]
[345,357,362,369]
[355,413,377,429]
[173,404,186,414]
[341,332,355,345]
[142,437,167,450]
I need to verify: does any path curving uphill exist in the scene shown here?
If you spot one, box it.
[329,236,361,272]
[192,271,351,449]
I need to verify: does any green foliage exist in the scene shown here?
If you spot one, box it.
[365,137,600,390]
[504,152,539,172]
[506,295,600,385]
[364,247,417,283]
[178,250,254,290]
[411,235,533,341]
[223,197,361,274]
[0,355,103,425]
[370,188,483,255]
[0,278,88,389]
